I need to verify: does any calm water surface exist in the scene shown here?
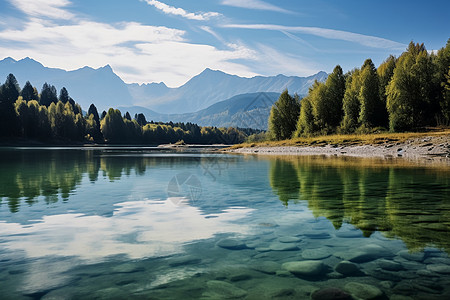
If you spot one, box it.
[0,148,449,299]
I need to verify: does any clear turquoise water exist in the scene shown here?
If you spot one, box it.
[0,148,449,299]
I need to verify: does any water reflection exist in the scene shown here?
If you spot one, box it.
[0,148,237,213]
[269,156,450,252]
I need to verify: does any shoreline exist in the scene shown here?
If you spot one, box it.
[226,134,450,165]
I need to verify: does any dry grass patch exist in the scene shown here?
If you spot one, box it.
[227,129,450,150]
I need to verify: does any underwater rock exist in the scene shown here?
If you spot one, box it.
[302,231,332,239]
[249,260,280,274]
[204,280,247,299]
[311,287,352,300]
[217,239,248,250]
[397,250,425,262]
[302,248,332,260]
[426,264,450,274]
[344,244,392,263]
[344,282,383,300]
[334,261,359,275]
[269,242,299,251]
[377,259,404,271]
[282,260,325,277]
[278,236,302,243]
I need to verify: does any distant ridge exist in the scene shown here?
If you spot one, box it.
[128,68,327,114]
[0,57,327,116]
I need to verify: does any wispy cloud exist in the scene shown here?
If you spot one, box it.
[141,0,221,21]
[0,16,257,86]
[221,0,291,14]
[8,0,75,20]
[223,24,406,50]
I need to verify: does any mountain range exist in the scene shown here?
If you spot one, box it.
[0,57,327,129]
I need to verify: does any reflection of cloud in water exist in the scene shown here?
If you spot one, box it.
[0,199,253,261]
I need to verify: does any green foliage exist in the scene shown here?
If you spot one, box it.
[59,87,70,103]
[268,90,301,140]
[358,59,383,128]
[387,42,436,131]
[308,66,345,134]
[340,69,362,133]
[442,68,450,124]
[324,65,346,128]
[20,81,39,101]
[294,96,314,137]
[0,73,20,136]
[40,83,58,107]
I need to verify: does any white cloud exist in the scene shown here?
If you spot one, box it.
[222,23,406,50]
[251,44,319,77]
[0,18,258,86]
[8,0,75,20]
[221,0,291,14]
[142,0,221,21]
[0,199,252,261]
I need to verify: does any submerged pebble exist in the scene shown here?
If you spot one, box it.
[282,260,325,277]
[217,239,248,250]
[344,282,383,300]
[311,287,352,300]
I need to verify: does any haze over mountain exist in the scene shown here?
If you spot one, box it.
[120,92,281,130]
[0,57,134,110]
[129,68,327,114]
[0,57,327,129]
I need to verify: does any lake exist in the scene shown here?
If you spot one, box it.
[0,148,449,299]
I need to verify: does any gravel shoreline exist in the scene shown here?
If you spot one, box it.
[227,135,450,165]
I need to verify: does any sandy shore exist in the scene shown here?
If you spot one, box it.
[227,135,450,164]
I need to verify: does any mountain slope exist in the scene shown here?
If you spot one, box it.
[0,57,133,110]
[119,92,282,130]
[130,68,327,114]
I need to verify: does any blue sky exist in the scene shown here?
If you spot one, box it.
[0,0,448,87]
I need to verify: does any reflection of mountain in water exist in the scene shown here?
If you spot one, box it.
[269,156,450,252]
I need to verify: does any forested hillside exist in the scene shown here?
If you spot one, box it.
[268,40,450,141]
[0,78,259,145]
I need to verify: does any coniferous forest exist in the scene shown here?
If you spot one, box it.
[0,76,260,145]
[268,40,450,141]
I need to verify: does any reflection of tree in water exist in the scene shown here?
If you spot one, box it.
[0,150,92,212]
[269,159,299,206]
[269,156,450,252]
[0,150,235,213]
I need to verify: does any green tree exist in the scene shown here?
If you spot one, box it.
[59,87,70,103]
[387,42,435,131]
[358,59,383,129]
[294,96,314,137]
[40,83,58,107]
[434,39,450,124]
[101,108,126,143]
[341,69,362,133]
[21,81,39,101]
[377,55,396,127]
[0,73,20,136]
[325,65,346,128]
[442,68,450,124]
[309,66,345,133]
[268,90,300,140]
[87,104,102,141]
[135,113,147,126]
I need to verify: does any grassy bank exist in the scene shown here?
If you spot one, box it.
[228,128,450,149]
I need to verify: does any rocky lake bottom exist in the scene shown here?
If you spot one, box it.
[0,148,449,299]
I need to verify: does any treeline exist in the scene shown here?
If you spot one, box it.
[0,77,259,144]
[268,40,450,140]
